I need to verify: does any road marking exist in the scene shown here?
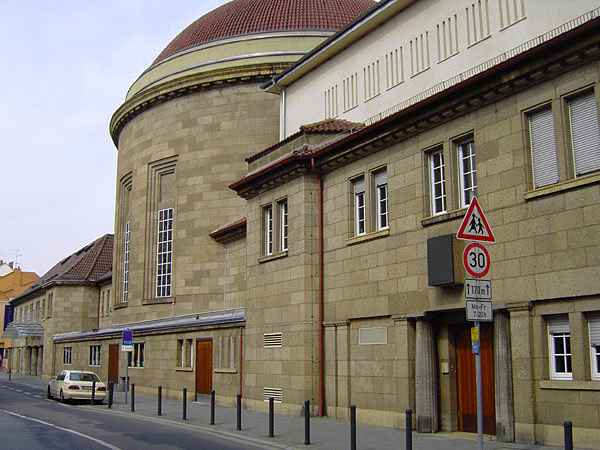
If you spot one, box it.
[1,409,123,450]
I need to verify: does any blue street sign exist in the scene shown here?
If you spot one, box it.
[122,330,133,346]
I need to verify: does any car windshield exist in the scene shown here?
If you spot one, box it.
[69,372,100,382]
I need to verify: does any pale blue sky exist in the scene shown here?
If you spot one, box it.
[1,1,227,276]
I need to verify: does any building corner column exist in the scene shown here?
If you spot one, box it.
[494,311,515,442]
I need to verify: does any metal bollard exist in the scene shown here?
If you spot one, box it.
[210,390,215,425]
[131,384,135,412]
[236,393,242,430]
[183,388,187,420]
[158,386,162,415]
[108,382,114,409]
[564,421,573,450]
[350,405,357,450]
[268,397,274,437]
[405,409,413,450]
[91,380,96,405]
[8,368,11,381]
[304,400,311,445]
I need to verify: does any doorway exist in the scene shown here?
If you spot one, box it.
[456,323,496,435]
[108,344,119,384]
[195,339,213,395]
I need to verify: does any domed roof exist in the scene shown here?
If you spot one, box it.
[154,0,376,63]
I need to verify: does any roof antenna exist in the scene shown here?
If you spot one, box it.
[13,249,22,268]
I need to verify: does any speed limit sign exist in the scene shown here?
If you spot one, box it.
[463,242,490,278]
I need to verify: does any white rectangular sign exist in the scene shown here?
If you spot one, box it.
[464,279,492,300]
[466,300,493,322]
[121,345,133,352]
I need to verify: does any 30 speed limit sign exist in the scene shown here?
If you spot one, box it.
[463,242,490,278]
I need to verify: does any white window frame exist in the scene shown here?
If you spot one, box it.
[123,220,130,303]
[128,342,145,368]
[547,315,572,380]
[279,199,288,252]
[177,338,193,368]
[89,345,101,366]
[457,139,477,208]
[156,208,173,298]
[567,90,600,177]
[63,346,72,365]
[264,205,273,255]
[589,313,600,381]
[429,149,447,215]
[529,106,559,189]
[353,177,366,236]
[375,170,388,231]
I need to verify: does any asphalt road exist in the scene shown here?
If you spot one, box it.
[0,380,269,450]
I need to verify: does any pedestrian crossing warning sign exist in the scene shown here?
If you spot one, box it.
[456,197,495,243]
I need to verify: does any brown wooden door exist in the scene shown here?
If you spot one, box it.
[456,324,496,435]
[108,344,119,384]
[195,339,213,395]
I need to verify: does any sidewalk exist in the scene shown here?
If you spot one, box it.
[0,372,576,450]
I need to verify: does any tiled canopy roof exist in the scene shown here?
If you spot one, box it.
[154,0,375,63]
[16,234,113,300]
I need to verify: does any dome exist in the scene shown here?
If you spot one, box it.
[154,0,376,63]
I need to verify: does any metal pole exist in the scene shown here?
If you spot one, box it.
[210,390,215,425]
[158,386,162,415]
[350,405,357,450]
[108,382,113,408]
[304,400,311,445]
[236,393,242,430]
[131,384,135,412]
[8,367,11,381]
[125,352,130,404]
[564,421,573,450]
[183,388,187,420]
[268,397,275,437]
[91,380,96,406]
[475,321,483,450]
[405,409,412,450]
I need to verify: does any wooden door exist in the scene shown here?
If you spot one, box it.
[108,344,119,384]
[456,324,496,435]
[195,339,213,395]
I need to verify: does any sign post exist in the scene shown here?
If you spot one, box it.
[457,197,495,450]
[122,330,133,404]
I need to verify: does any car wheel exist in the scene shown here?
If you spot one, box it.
[59,390,65,403]
[47,386,52,399]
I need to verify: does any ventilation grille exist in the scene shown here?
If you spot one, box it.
[359,327,388,345]
[263,332,282,348]
[263,387,283,403]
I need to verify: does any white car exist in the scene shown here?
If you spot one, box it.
[48,370,106,403]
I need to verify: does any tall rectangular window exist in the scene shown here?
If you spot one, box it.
[89,345,101,366]
[458,139,477,207]
[589,313,600,381]
[375,170,388,230]
[568,91,600,177]
[128,343,145,368]
[63,347,72,365]
[264,205,273,255]
[547,315,572,380]
[123,220,130,303]
[279,199,288,252]
[156,208,173,298]
[429,149,447,215]
[177,339,193,368]
[353,177,366,236]
[529,106,559,189]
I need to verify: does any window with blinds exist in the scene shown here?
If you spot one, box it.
[529,107,559,189]
[589,312,600,380]
[568,91,600,177]
[547,315,572,380]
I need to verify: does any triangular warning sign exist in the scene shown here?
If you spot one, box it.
[456,197,495,242]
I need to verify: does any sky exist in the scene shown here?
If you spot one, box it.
[1,0,228,276]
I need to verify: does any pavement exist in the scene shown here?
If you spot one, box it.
[0,371,581,450]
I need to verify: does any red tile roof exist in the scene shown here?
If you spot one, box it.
[154,0,375,63]
[21,234,113,297]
